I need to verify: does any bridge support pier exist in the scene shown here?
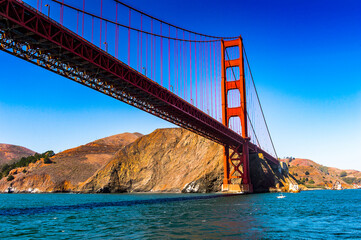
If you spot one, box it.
[221,142,253,193]
[221,37,253,193]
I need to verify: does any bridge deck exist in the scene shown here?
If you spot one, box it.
[0,0,278,164]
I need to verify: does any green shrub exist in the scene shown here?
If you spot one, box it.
[309,180,315,184]
[43,157,52,164]
[7,175,14,181]
[318,165,329,175]
[0,151,54,179]
[342,177,356,184]
[305,171,310,175]
[340,171,347,177]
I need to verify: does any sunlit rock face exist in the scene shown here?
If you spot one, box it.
[1,128,293,193]
[80,128,291,193]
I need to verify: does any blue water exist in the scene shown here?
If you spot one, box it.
[0,190,360,239]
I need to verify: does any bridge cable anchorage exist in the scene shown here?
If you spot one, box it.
[224,48,261,149]
[243,47,278,159]
[49,0,233,42]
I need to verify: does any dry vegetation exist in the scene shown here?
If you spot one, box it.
[281,158,361,189]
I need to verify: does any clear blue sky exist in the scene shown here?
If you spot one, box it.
[0,0,360,170]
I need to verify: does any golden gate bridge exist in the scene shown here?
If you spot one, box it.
[0,0,279,192]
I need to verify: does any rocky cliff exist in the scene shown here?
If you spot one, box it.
[79,128,223,193]
[0,133,141,192]
[80,128,292,193]
[0,144,35,166]
[1,128,295,193]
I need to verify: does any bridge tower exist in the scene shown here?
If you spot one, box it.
[221,37,253,193]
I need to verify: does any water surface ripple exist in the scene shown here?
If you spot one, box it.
[1,190,360,239]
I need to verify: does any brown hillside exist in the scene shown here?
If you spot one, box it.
[282,158,361,189]
[80,128,293,193]
[1,128,293,193]
[0,144,35,165]
[0,132,141,192]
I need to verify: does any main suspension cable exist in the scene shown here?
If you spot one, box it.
[243,47,278,159]
[50,0,237,42]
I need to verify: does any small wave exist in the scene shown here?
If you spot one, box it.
[0,194,233,216]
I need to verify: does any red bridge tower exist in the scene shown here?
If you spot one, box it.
[221,37,253,193]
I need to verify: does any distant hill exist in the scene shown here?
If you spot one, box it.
[0,144,36,166]
[0,133,142,192]
[281,158,361,189]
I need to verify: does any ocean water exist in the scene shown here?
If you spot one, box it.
[0,190,360,239]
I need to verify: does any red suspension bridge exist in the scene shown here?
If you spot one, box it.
[0,0,279,192]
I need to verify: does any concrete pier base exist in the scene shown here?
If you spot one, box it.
[222,184,253,193]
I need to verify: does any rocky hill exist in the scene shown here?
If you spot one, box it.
[79,128,224,193]
[79,128,294,193]
[281,158,361,189]
[0,133,141,192]
[0,144,35,166]
[0,128,295,193]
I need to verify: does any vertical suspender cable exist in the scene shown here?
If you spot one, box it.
[115,3,118,58]
[82,0,85,37]
[91,17,94,43]
[154,21,156,81]
[100,0,102,48]
[195,36,197,107]
[145,23,148,77]
[213,42,217,119]
[210,42,213,117]
[105,21,107,51]
[175,29,178,94]
[151,19,153,80]
[60,0,64,25]
[128,9,131,66]
[168,25,171,90]
[137,27,139,71]
[206,41,209,114]
[76,11,79,34]
[183,31,186,100]
[189,33,192,104]
[145,19,148,76]
[140,14,143,72]
[160,23,163,86]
